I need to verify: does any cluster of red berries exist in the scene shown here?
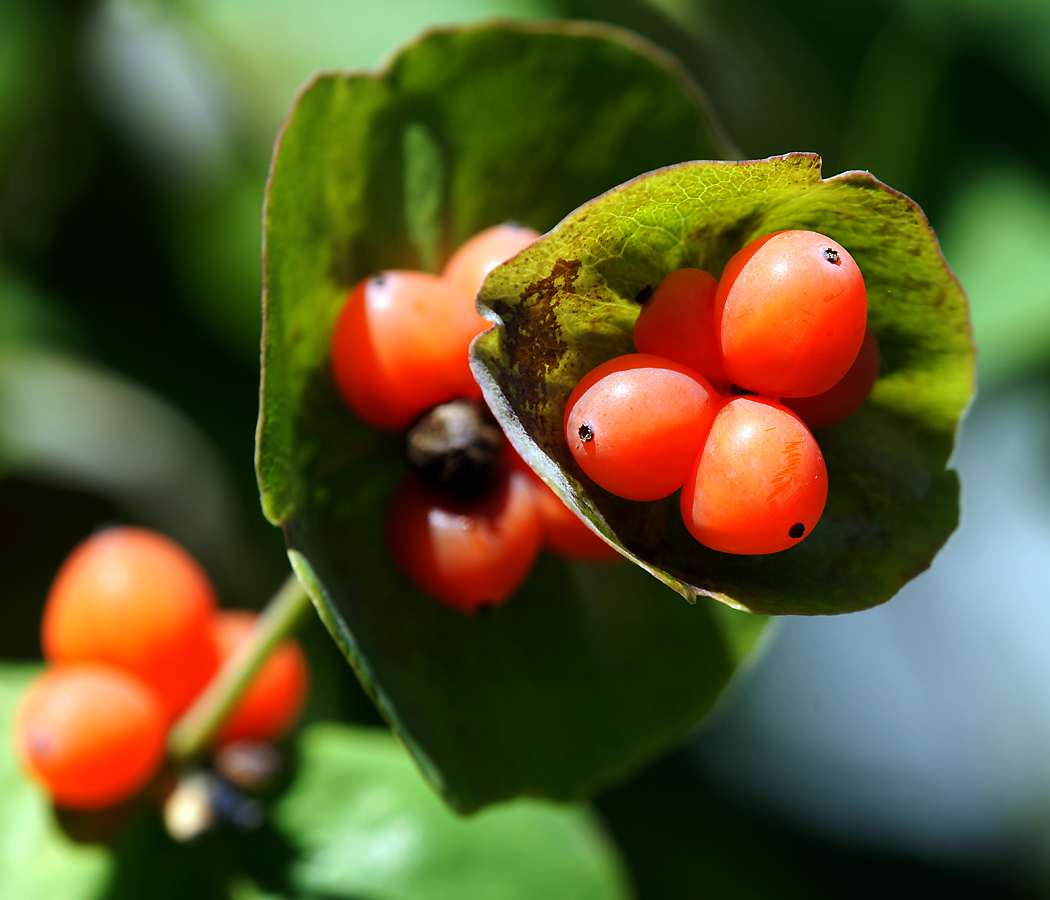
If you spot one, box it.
[566,230,879,555]
[14,527,309,810]
[330,225,619,614]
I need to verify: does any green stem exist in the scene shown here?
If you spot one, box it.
[168,572,312,761]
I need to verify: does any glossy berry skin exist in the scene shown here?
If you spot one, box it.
[209,611,309,746]
[681,397,827,555]
[386,469,542,613]
[443,224,540,297]
[330,271,485,431]
[715,230,867,398]
[784,326,880,429]
[632,268,726,384]
[564,354,722,502]
[15,664,166,810]
[42,528,218,721]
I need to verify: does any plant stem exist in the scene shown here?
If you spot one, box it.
[168,572,312,762]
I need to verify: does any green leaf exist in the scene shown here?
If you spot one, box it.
[474,153,974,616]
[258,20,760,811]
[0,269,72,350]
[0,665,115,900]
[244,723,631,900]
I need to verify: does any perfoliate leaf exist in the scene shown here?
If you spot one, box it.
[474,153,974,616]
[258,21,763,811]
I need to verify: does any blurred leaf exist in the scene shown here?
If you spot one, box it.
[0,665,115,900]
[167,172,267,362]
[0,2,94,254]
[940,165,1050,385]
[258,21,755,812]
[839,24,945,196]
[0,2,63,170]
[247,723,631,900]
[0,351,241,580]
[891,0,1050,107]
[474,153,973,616]
[0,270,73,350]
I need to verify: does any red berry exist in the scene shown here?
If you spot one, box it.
[14,664,167,810]
[443,224,540,297]
[209,611,308,746]
[784,326,880,429]
[715,230,867,398]
[632,268,726,384]
[42,528,218,721]
[564,353,722,502]
[680,397,827,555]
[330,271,485,431]
[503,442,621,562]
[386,469,543,612]
[532,482,622,561]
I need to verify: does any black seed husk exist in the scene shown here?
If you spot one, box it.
[405,399,503,496]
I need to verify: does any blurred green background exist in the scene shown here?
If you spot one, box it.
[3,0,1050,896]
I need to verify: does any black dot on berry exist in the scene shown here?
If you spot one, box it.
[789,522,805,539]
[822,247,841,265]
[634,285,654,304]
[578,423,595,442]
[373,273,386,286]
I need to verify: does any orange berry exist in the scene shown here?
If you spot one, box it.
[564,353,722,501]
[680,397,827,555]
[386,469,543,612]
[632,268,727,384]
[443,224,540,297]
[784,326,880,429]
[715,230,867,398]
[42,528,218,721]
[330,271,486,431]
[14,664,166,810]
[209,611,308,746]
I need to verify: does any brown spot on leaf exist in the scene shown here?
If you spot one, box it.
[494,258,580,433]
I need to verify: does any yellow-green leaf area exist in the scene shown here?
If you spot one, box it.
[474,153,974,616]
